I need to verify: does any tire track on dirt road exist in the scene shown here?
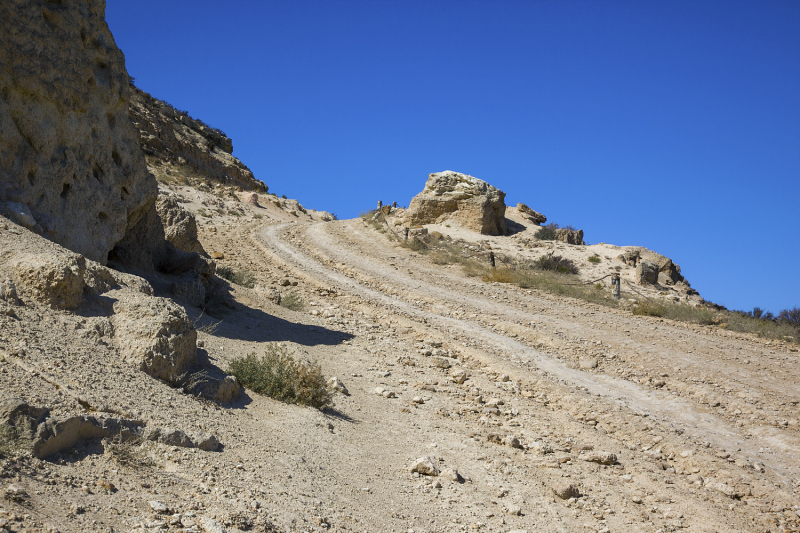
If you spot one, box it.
[258,222,800,482]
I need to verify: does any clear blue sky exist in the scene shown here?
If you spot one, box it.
[106,1,799,314]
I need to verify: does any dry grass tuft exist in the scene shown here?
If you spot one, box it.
[228,344,333,410]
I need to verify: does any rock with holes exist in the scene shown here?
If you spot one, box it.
[405,171,507,235]
[111,293,196,383]
[10,251,86,309]
[156,196,205,255]
[32,414,142,459]
[0,0,155,263]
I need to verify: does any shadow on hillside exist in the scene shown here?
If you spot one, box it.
[505,218,527,235]
[192,305,354,346]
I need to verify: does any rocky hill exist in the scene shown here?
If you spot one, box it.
[129,87,266,193]
[0,2,799,533]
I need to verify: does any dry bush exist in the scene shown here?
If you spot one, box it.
[104,432,155,468]
[217,266,256,288]
[280,292,305,311]
[0,415,33,458]
[228,345,333,410]
[535,253,579,274]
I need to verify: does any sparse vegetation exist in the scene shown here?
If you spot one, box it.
[535,253,579,274]
[217,266,256,288]
[104,432,155,468]
[228,345,333,410]
[534,223,559,240]
[0,415,33,458]
[588,255,601,263]
[280,292,305,311]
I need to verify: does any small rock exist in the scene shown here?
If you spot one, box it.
[198,517,226,533]
[211,252,224,260]
[579,358,598,370]
[432,357,451,369]
[485,398,504,407]
[327,377,349,395]
[506,504,522,516]
[3,484,28,502]
[552,482,580,499]
[214,375,241,403]
[631,495,643,504]
[280,279,291,287]
[411,396,424,404]
[498,374,510,382]
[3,202,36,228]
[451,369,468,384]
[97,479,116,491]
[581,452,618,465]
[149,501,169,514]
[410,455,440,476]
[503,435,523,449]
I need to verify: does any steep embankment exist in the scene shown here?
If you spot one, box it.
[0,0,155,264]
[129,87,266,192]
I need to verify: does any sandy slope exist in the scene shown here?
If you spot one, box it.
[2,187,799,532]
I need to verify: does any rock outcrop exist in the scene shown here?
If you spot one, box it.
[619,247,685,285]
[129,87,266,191]
[635,259,659,285]
[156,195,205,255]
[405,171,508,235]
[554,228,585,245]
[516,203,547,225]
[111,293,197,383]
[0,0,156,263]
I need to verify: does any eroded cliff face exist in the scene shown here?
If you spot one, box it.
[0,0,155,263]
[129,87,266,192]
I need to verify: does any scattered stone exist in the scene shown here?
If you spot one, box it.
[149,501,169,514]
[410,455,439,476]
[581,452,618,465]
[198,516,226,533]
[552,482,580,499]
[3,484,28,502]
[214,376,241,403]
[328,377,349,395]
[211,252,225,260]
[432,357,451,369]
[451,368,468,384]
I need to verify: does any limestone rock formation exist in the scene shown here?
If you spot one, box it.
[554,228,585,245]
[10,251,86,310]
[111,294,197,383]
[129,87,266,191]
[516,203,547,225]
[156,195,205,255]
[635,259,659,285]
[618,247,685,285]
[0,0,156,263]
[405,171,508,235]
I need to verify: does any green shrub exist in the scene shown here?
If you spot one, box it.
[534,223,559,241]
[588,256,601,264]
[535,253,579,275]
[632,301,667,317]
[217,266,256,288]
[228,345,333,410]
[280,292,305,311]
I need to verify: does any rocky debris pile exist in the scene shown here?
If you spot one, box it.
[130,87,266,192]
[405,171,508,235]
[0,0,155,264]
[516,203,547,225]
